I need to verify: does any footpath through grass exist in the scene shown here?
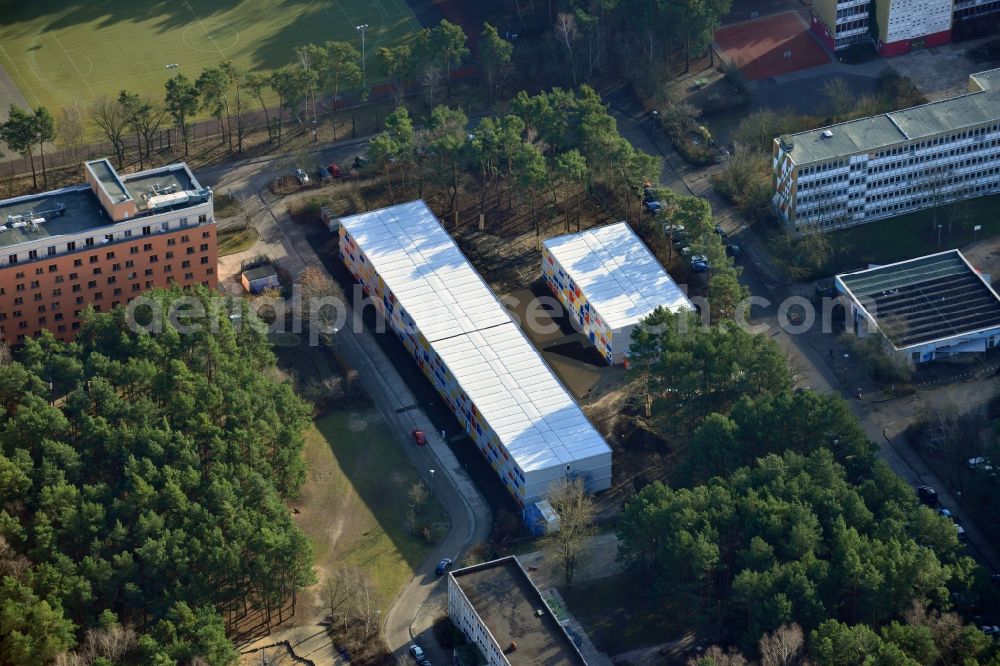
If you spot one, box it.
[294,410,445,604]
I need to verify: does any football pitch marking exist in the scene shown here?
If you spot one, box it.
[183,0,231,61]
[54,34,96,102]
[0,43,40,108]
[181,22,241,54]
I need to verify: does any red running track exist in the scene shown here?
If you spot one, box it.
[715,11,831,80]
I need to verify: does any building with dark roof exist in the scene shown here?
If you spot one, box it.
[772,70,1000,234]
[447,556,588,666]
[835,249,1000,363]
[0,159,216,344]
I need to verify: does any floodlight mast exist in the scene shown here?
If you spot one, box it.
[356,24,369,90]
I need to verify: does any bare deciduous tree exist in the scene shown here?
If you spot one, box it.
[89,95,129,167]
[541,477,595,586]
[57,102,86,163]
[822,78,853,118]
[759,623,805,666]
[555,13,579,85]
[687,646,750,666]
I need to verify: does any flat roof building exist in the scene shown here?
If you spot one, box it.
[0,159,217,344]
[542,222,693,364]
[338,201,611,504]
[448,557,587,666]
[773,71,1000,234]
[835,249,1000,363]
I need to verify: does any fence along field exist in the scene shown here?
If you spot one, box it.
[0,0,420,114]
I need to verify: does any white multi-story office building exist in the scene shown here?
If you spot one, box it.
[772,69,1000,234]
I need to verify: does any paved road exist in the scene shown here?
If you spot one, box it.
[195,146,492,664]
[605,85,1000,575]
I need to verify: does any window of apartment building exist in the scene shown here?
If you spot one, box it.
[47,246,56,256]
[33,294,42,302]
[18,322,27,330]
[143,243,152,251]
[37,305,45,313]
[73,258,82,267]
[167,238,176,246]
[181,234,190,243]
[160,222,170,232]
[47,263,57,273]
[113,288,122,296]
[125,260,134,268]
[207,267,214,276]
[51,302,60,311]
[72,284,81,293]
[12,311,21,318]
[186,247,195,255]
[92,267,102,276]
[145,280,153,288]
[165,251,174,259]
[202,231,210,238]
[68,272,77,280]
[142,226,151,235]
[200,257,209,265]
[7,254,17,264]
[87,280,97,289]
[107,276,116,285]
[14,271,23,279]
[94,292,103,301]
[132,283,141,292]
[67,241,76,252]
[149,254,159,264]
[144,269,153,277]
[15,284,24,292]
[124,229,133,238]
[130,246,139,255]
[57,325,65,333]
[29,280,38,289]
[181,260,191,269]
[13,297,22,306]
[52,288,61,297]
[127,271,136,280]
[106,251,115,260]
[184,272,194,280]
[0,313,5,321]
[112,263,121,272]
[199,243,208,251]
[164,265,172,274]
[28,249,37,260]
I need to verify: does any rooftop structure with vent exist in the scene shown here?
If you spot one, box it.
[448,557,588,666]
[772,70,1000,234]
[835,249,1000,363]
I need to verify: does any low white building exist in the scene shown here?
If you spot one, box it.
[835,249,1000,363]
[338,201,612,505]
[542,222,693,364]
[448,557,588,666]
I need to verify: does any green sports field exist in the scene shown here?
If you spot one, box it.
[0,0,421,113]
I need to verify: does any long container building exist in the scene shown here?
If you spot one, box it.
[542,222,694,364]
[338,201,612,504]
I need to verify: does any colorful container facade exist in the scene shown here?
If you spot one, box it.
[542,222,694,364]
[338,201,612,505]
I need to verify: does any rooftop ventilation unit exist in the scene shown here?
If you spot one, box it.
[779,135,795,151]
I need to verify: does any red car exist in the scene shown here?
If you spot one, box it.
[328,162,342,178]
[411,429,427,446]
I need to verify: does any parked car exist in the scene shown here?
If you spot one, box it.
[435,558,454,575]
[937,507,953,519]
[418,659,431,666]
[643,186,657,203]
[328,162,343,178]
[815,280,838,301]
[644,200,663,213]
[409,645,425,660]
[690,255,710,272]
[967,456,994,471]
[294,168,309,185]
[956,524,967,540]
[666,224,686,243]
[411,429,427,446]
[917,485,938,506]
[981,625,1000,636]
[990,573,1000,587]
[714,224,727,239]
[726,242,742,259]
[353,155,368,170]
[316,165,332,182]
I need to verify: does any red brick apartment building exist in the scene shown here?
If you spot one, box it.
[0,159,217,344]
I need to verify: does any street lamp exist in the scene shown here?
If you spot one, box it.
[356,24,369,90]
[937,224,943,247]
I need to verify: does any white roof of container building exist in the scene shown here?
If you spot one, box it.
[339,201,512,342]
[543,222,694,330]
[340,200,611,472]
[433,323,611,471]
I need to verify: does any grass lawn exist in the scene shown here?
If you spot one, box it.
[0,0,420,114]
[293,410,446,604]
[217,226,259,256]
[560,571,691,655]
[797,194,1000,275]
